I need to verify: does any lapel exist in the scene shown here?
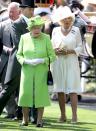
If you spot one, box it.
[9,21,20,47]
[8,21,15,47]
[8,17,28,48]
[20,17,28,33]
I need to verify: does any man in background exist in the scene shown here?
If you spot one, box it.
[0,2,21,119]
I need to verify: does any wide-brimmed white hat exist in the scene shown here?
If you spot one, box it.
[51,6,75,23]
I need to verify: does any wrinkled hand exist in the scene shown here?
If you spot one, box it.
[62,49,76,55]
[55,48,75,55]
[55,48,67,55]
[61,48,68,55]
[54,48,62,55]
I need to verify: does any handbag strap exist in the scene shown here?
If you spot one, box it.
[48,57,50,70]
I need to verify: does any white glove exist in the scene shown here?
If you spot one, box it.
[31,58,45,65]
[24,59,33,65]
[24,58,45,65]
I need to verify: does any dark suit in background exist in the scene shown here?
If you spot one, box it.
[0,11,8,22]
[0,20,12,83]
[4,17,28,84]
[0,17,27,117]
[0,9,8,56]
[0,40,3,56]
[3,16,28,118]
[0,19,17,116]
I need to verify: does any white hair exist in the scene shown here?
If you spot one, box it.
[8,2,20,11]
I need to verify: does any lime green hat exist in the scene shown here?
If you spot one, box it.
[27,15,45,31]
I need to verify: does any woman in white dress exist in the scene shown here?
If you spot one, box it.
[51,6,83,123]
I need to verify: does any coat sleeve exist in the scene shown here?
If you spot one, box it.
[44,35,56,64]
[0,22,10,55]
[16,35,25,65]
[0,23,3,55]
[74,27,83,56]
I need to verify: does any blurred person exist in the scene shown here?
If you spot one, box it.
[0,7,8,22]
[54,0,68,8]
[0,0,37,121]
[52,0,68,14]
[0,0,21,22]
[81,0,96,23]
[51,6,83,123]
[70,0,90,93]
[86,1,96,58]
[82,0,96,12]
[81,0,96,65]
[0,0,10,7]
[0,2,21,119]
[13,0,36,39]
[34,0,54,36]
[16,15,56,127]
[0,42,3,56]
[70,0,91,25]
[82,0,96,58]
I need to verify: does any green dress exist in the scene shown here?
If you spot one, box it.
[16,32,56,108]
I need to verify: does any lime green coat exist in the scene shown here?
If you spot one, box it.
[16,32,56,108]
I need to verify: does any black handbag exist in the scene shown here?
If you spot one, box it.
[47,58,53,85]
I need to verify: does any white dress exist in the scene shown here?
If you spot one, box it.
[51,26,83,94]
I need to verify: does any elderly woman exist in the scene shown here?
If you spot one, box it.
[51,6,83,123]
[16,15,56,127]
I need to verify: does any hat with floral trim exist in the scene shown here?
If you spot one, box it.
[27,15,45,30]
